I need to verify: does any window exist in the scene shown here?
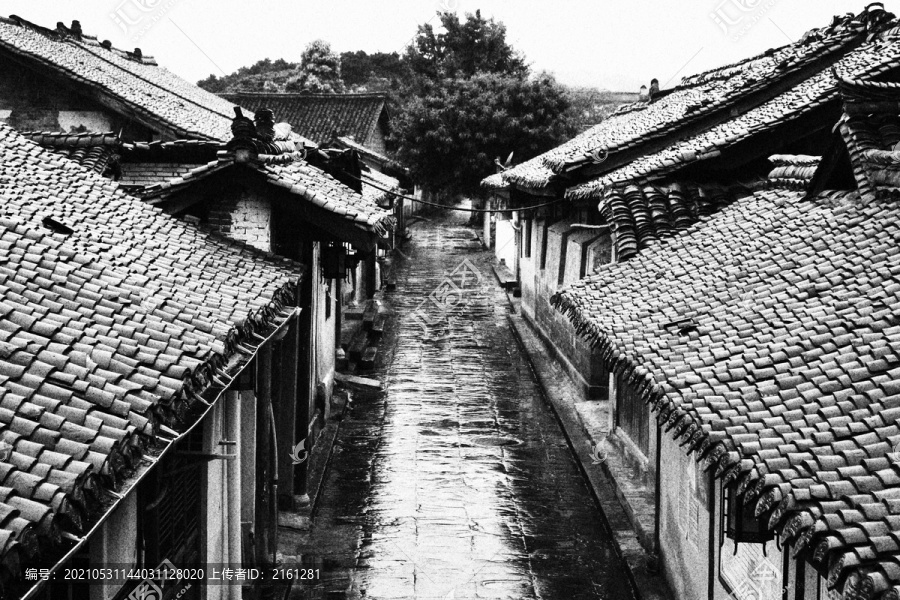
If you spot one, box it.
[523,219,533,258]
[586,234,613,274]
[140,427,204,567]
[539,220,550,269]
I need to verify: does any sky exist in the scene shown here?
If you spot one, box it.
[3,1,896,91]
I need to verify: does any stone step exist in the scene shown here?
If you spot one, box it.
[359,346,378,370]
[492,262,517,290]
[334,371,382,390]
[344,306,365,321]
[348,329,368,362]
[370,312,387,337]
[362,300,379,329]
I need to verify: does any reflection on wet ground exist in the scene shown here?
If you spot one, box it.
[287,211,634,599]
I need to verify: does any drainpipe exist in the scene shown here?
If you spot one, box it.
[708,472,717,600]
[483,197,491,249]
[268,401,279,565]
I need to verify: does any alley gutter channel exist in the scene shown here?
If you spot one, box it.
[497,276,674,600]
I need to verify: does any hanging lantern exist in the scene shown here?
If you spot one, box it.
[321,243,346,279]
[725,486,773,544]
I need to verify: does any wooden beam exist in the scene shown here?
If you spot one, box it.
[254,343,273,568]
[275,320,300,510]
[293,241,313,506]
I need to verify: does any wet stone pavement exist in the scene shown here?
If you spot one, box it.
[285,209,635,600]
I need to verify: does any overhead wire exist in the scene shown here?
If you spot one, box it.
[351,171,567,213]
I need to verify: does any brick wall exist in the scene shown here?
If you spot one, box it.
[119,163,206,187]
[207,187,272,252]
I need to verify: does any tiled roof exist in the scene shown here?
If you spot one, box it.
[481,172,508,191]
[837,75,900,199]
[263,157,395,238]
[134,149,395,239]
[493,5,896,192]
[0,122,301,590]
[766,154,822,191]
[0,16,244,141]
[17,131,120,176]
[598,182,741,261]
[566,34,900,201]
[19,126,394,240]
[220,92,387,145]
[361,168,401,206]
[553,185,900,598]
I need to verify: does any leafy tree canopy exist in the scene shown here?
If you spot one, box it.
[388,11,573,199]
[197,58,300,93]
[389,72,573,198]
[286,40,345,93]
[341,51,406,92]
[404,10,528,82]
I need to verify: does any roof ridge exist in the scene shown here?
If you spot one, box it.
[3,14,157,65]
[0,14,241,140]
[678,4,893,87]
[73,38,236,121]
[221,91,387,100]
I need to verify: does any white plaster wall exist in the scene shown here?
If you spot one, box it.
[57,110,114,132]
[495,218,516,269]
[203,402,226,600]
[312,242,336,421]
[659,434,713,600]
[519,219,538,319]
[719,537,786,600]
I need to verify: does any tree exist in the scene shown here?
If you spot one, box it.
[285,40,345,93]
[340,50,406,92]
[389,72,573,198]
[389,11,573,199]
[197,58,300,93]
[563,86,641,132]
[404,10,528,82]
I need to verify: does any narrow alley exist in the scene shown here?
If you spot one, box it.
[286,209,635,600]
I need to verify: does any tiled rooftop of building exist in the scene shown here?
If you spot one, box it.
[0,16,245,141]
[552,68,900,599]
[554,184,900,598]
[18,120,395,240]
[490,5,897,193]
[220,92,387,146]
[361,168,402,206]
[0,121,301,589]
[565,35,900,201]
[132,149,396,239]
